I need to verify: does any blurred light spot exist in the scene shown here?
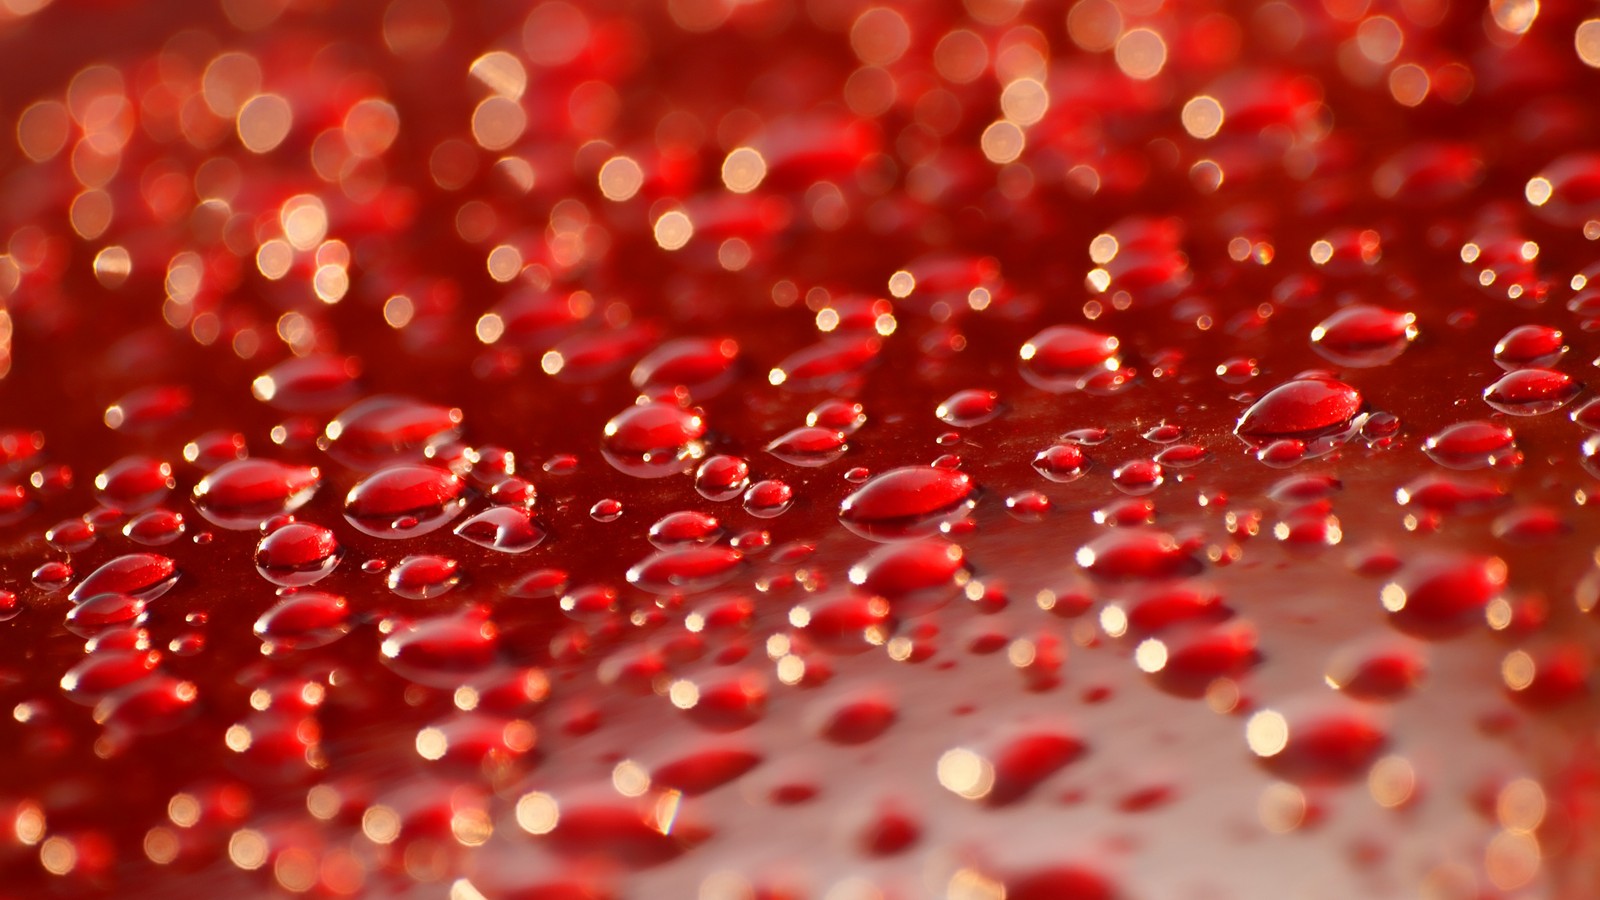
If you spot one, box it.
[1485,829,1540,890]
[202,53,262,118]
[1498,777,1546,832]
[1067,0,1123,52]
[1259,782,1307,832]
[936,748,995,799]
[718,238,752,271]
[1115,28,1167,80]
[384,295,414,329]
[1000,78,1048,126]
[721,147,767,193]
[1182,96,1224,138]
[361,806,401,844]
[228,829,269,870]
[669,679,699,708]
[612,760,650,797]
[1580,20,1600,67]
[1389,64,1430,106]
[1525,176,1552,207]
[1309,240,1334,265]
[472,96,526,151]
[598,156,643,201]
[1356,16,1403,64]
[17,100,70,162]
[1246,709,1289,756]
[850,7,911,66]
[383,0,451,57]
[1490,0,1538,35]
[1134,638,1168,673]
[93,246,131,288]
[1501,650,1535,691]
[144,827,179,864]
[888,269,915,298]
[514,792,558,834]
[980,120,1025,163]
[470,51,527,99]
[934,29,988,83]
[487,245,522,282]
[1368,755,1415,808]
[40,836,76,875]
[344,99,400,158]
[237,94,292,154]
[416,726,448,760]
[653,210,693,251]
[313,265,349,303]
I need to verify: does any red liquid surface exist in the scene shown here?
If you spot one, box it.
[1,1,1599,897]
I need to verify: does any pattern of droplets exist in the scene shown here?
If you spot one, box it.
[0,1,1597,898]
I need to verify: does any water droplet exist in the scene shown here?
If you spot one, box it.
[387,555,462,599]
[93,456,174,512]
[1395,474,1509,516]
[62,650,162,705]
[1076,530,1202,581]
[69,554,179,604]
[1380,554,1507,637]
[769,337,880,391]
[1006,490,1051,519]
[46,517,95,551]
[630,337,739,398]
[627,546,744,594]
[743,480,794,518]
[253,591,350,651]
[1309,305,1417,368]
[1494,325,1564,370]
[764,426,847,467]
[601,401,706,478]
[936,389,1001,427]
[1111,459,1163,495]
[32,560,72,590]
[838,466,976,540]
[123,509,185,546]
[343,464,468,538]
[252,355,362,411]
[1153,443,1208,468]
[1032,444,1089,482]
[65,593,148,637]
[1235,378,1364,443]
[192,459,321,530]
[649,511,722,548]
[454,507,545,553]
[380,609,499,688]
[694,455,750,501]
[1018,325,1121,392]
[324,395,463,469]
[1483,368,1580,415]
[1423,421,1517,469]
[254,522,342,586]
[589,498,624,522]
[807,399,867,434]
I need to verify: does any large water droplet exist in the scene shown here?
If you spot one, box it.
[192,459,321,530]
[601,402,706,478]
[1308,305,1417,368]
[324,395,463,469]
[764,426,847,467]
[1235,378,1364,443]
[343,464,468,538]
[626,547,744,594]
[1482,368,1580,415]
[69,553,179,604]
[254,522,342,586]
[453,507,545,553]
[1018,326,1120,392]
[838,466,977,540]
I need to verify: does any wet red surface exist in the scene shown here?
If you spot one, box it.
[2,0,1600,897]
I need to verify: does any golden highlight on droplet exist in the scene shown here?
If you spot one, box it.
[721,147,767,193]
[887,269,916,298]
[936,747,995,800]
[668,678,700,709]
[653,210,693,251]
[1501,649,1536,691]
[1134,638,1168,673]
[361,805,401,844]
[1115,28,1167,80]
[980,120,1025,164]
[612,760,651,797]
[92,246,131,288]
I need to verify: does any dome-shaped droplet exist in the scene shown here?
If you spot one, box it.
[1493,325,1564,370]
[343,464,468,538]
[69,553,179,604]
[630,337,739,398]
[1482,368,1580,416]
[694,456,749,501]
[253,591,351,651]
[769,337,880,391]
[764,427,847,467]
[1380,554,1506,637]
[649,511,722,548]
[936,390,1002,427]
[324,395,463,470]
[1032,444,1089,482]
[380,609,500,688]
[252,355,362,411]
[93,455,175,512]
[601,402,706,478]
[1423,421,1517,470]
[254,522,342,586]
[1018,326,1121,392]
[192,459,321,530]
[839,467,976,540]
[1308,305,1417,368]
[1076,530,1202,581]
[1235,378,1364,443]
[626,546,744,594]
[453,507,545,553]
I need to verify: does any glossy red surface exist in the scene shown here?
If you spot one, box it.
[2,0,1600,897]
